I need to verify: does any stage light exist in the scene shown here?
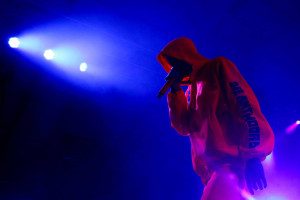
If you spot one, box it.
[286,120,300,134]
[80,62,87,72]
[44,49,55,60]
[8,37,20,48]
[266,196,286,200]
[265,152,273,163]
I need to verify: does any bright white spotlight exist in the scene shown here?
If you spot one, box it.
[44,49,55,60]
[8,37,20,48]
[297,120,300,125]
[80,62,88,72]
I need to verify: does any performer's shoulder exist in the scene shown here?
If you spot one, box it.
[214,56,231,63]
[212,56,237,68]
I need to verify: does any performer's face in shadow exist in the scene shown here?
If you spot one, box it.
[165,56,193,79]
[165,56,192,72]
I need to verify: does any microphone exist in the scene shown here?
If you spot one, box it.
[157,58,192,98]
[157,78,177,98]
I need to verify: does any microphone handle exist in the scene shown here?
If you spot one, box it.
[157,78,176,98]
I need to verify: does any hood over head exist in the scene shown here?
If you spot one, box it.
[157,37,210,81]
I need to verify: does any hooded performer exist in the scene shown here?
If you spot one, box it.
[157,37,274,200]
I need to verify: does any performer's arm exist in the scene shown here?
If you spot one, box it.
[216,57,274,194]
[218,57,274,161]
[167,88,190,136]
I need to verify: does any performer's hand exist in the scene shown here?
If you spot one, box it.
[165,67,184,93]
[245,158,267,195]
[164,56,192,93]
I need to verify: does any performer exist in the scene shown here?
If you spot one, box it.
[157,37,274,200]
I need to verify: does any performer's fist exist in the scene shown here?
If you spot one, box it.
[165,66,182,81]
[165,67,184,93]
[245,158,267,195]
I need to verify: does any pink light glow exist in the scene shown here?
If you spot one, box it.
[285,120,300,134]
[241,189,255,200]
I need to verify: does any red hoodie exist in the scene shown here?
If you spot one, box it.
[157,37,274,184]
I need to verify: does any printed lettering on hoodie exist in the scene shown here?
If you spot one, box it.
[229,81,260,148]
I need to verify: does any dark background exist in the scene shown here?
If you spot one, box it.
[0,0,299,199]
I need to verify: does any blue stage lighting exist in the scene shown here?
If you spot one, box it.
[80,62,88,72]
[265,152,273,163]
[266,196,287,200]
[44,49,55,60]
[8,37,20,48]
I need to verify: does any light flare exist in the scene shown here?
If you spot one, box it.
[8,37,20,48]
[44,49,55,60]
[286,120,300,134]
[80,62,88,72]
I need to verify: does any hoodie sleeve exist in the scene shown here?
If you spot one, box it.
[167,89,190,136]
[216,57,274,161]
